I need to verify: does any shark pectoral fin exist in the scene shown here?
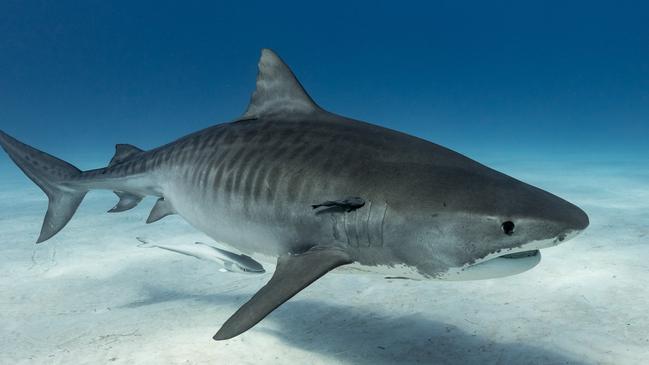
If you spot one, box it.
[146,198,176,223]
[213,246,352,341]
[108,191,144,213]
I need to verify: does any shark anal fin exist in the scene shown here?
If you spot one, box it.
[213,246,352,340]
[146,197,176,223]
[312,196,365,212]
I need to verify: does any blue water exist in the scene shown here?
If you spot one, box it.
[1,1,647,161]
[1,2,648,364]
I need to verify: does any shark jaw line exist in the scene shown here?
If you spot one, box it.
[331,229,584,281]
[438,229,582,281]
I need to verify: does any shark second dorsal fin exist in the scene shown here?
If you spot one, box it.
[109,144,143,167]
[243,49,321,118]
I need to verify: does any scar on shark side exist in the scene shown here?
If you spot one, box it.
[312,196,365,212]
[0,48,589,341]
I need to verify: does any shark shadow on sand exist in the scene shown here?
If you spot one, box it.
[122,284,588,365]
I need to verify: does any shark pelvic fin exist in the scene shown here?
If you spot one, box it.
[242,49,321,118]
[146,197,176,223]
[213,246,352,340]
[108,191,144,213]
[108,144,143,167]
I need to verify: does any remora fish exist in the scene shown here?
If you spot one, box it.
[0,49,589,340]
[135,237,265,274]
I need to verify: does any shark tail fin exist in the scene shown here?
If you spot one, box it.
[0,130,87,243]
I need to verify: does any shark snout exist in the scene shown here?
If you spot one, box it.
[541,198,589,248]
[572,205,590,231]
[563,202,590,233]
[531,187,590,238]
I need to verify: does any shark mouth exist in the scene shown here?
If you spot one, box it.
[500,250,540,259]
[440,249,541,281]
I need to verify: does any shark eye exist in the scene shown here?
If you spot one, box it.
[501,221,515,235]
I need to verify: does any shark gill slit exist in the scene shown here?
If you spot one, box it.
[342,212,352,247]
[380,202,388,247]
[354,208,362,246]
[365,200,373,247]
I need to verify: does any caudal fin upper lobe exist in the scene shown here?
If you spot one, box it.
[0,130,87,243]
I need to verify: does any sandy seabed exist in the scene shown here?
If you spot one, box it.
[1,157,647,365]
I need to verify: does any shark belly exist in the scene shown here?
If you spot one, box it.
[161,179,280,262]
[154,146,398,271]
[156,152,333,263]
[165,178,419,278]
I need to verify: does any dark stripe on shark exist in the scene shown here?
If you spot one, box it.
[241,153,266,216]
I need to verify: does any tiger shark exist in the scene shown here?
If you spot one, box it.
[0,49,589,340]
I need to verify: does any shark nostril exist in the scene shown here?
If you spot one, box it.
[501,221,515,235]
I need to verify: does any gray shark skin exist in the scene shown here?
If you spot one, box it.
[0,49,589,341]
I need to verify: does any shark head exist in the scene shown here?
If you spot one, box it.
[382,160,589,280]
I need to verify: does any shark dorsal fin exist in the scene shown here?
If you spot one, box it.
[243,49,321,118]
